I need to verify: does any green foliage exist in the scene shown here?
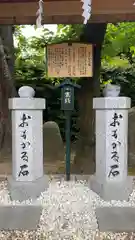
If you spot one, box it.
[101,65,135,106]
[13,23,135,140]
[14,25,83,86]
[56,24,83,42]
[14,25,82,141]
[102,23,135,63]
[101,22,135,107]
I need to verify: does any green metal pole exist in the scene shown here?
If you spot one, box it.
[65,111,71,181]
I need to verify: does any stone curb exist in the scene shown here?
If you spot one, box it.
[0,205,42,230]
[96,206,135,232]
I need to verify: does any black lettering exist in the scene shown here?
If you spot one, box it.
[21,151,28,162]
[110,112,123,127]
[112,142,117,149]
[112,129,118,139]
[111,151,119,162]
[112,141,121,149]
[21,142,30,149]
[108,164,120,178]
[21,130,27,140]
[18,164,29,177]
[19,114,31,127]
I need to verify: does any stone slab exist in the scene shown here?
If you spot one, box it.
[43,121,64,163]
[0,205,42,230]
[90,175,133,201]
[96,206,135,232]
[7,175,49,201]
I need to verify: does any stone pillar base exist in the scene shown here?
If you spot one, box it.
[90,175,133,201]
[7,175,49,202]
[0,205,42,230]
[96,206,135,232]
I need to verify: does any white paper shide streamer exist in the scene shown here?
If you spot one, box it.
[36,0,44,28]
[81,0,92,24]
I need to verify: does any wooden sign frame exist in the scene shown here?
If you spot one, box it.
[46,42,93,78]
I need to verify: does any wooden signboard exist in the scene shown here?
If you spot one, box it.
[46,43,93,78]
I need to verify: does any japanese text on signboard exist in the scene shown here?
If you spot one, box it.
[47,43,93,77]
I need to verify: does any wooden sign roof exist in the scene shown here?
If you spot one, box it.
[0,0,135,24]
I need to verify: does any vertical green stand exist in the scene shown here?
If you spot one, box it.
[65,111,71,181]
[56,78,81,181]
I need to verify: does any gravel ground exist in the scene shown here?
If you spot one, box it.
[0,178,134,239]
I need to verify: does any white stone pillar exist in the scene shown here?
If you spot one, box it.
[8,86,48,201]
[90,97,133,201]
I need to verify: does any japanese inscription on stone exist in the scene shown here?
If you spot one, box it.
[18,113,32,179]
[107,111,123,180]
[47,43,93,77]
